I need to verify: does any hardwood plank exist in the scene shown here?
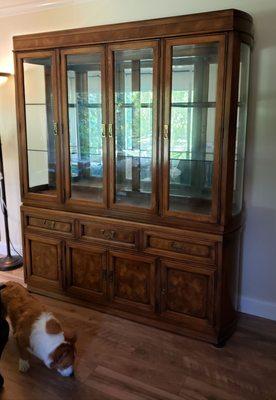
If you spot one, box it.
[0,293,275,400]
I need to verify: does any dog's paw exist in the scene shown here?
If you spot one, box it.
[19,359,30,373]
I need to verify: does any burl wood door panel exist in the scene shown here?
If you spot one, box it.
[66,242,107,303]
[25,234,63,292]
[109,251,157,314]
[160,260,215,329]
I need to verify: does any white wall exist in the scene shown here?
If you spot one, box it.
[0,0,275,320]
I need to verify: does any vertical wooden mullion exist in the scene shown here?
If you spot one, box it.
[210,36,226,224]
[220,33,241,225]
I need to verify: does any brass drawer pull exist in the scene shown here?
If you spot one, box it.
[171,241,184,251]
[43,219,56,229]
[100,229,116,240]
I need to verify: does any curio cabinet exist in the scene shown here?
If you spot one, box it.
[14,9,253,344]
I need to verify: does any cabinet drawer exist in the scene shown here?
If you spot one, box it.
[143,231,216,264]
[80,220,139,248]
[26,215,74,236]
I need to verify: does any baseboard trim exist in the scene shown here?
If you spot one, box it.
[239,296,276,321]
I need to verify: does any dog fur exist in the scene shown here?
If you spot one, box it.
[0,281,76,377]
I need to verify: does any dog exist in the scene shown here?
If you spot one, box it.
[0,281,76,377]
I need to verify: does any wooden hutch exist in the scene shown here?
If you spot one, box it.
[14,9,253,344]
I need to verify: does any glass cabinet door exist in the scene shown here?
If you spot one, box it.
[18,51,60,200]
[163,37,225,220]
[108,41,158,211]
[61,46,107,206]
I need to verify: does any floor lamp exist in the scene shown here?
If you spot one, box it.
[0,72,23,271]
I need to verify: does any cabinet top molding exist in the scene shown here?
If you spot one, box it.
[13,8,253,51]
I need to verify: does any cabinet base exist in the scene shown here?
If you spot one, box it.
[27,284,237,346]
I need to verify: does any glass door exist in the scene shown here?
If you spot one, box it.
[17,50,61,202]
[163,36,225,221]
[61,46,107,207]
[108,41,158,213]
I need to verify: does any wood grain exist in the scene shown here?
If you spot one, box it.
[0,292,275,400]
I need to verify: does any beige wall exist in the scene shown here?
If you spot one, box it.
[0,0,275,319]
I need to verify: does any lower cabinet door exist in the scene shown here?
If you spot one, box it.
[160,259,216,329]
[25,234,63,293]
[65,242,108,303]
[108,251,157,315]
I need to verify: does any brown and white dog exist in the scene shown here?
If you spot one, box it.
[0,281,76,377]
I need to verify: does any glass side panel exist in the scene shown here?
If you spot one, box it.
[66,52,104,203]
[23,57,57,195]
[114,47,154,208]
[168,43,219,215]
[232,43,251,215]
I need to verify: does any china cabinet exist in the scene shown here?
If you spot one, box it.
[14,9,253,344]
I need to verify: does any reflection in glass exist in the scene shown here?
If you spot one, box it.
[169,43,219,214]
[114,47,154,208]
[232,43,250,214]
[23,57,56,194]
[66,52,103,202]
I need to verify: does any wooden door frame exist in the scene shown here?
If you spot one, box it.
[107,39,160,215]
[162,34,226,223]
[60,45,108,210]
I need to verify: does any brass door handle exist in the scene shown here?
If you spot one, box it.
[171,241,183,251]
[108,124,113,138]
[163,124,169,140]
[53,122,58,136]
[101,123,107,138]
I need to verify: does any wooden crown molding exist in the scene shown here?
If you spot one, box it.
[13,9,253,51]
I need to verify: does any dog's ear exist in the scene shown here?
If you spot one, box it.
[64,330,77,344]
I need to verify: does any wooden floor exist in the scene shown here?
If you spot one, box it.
[0,269,276,400]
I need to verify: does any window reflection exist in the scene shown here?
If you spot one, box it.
[67,52,103,202]
[169,43,218,214]
[23,57,57,195]
[114,48,154,208]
